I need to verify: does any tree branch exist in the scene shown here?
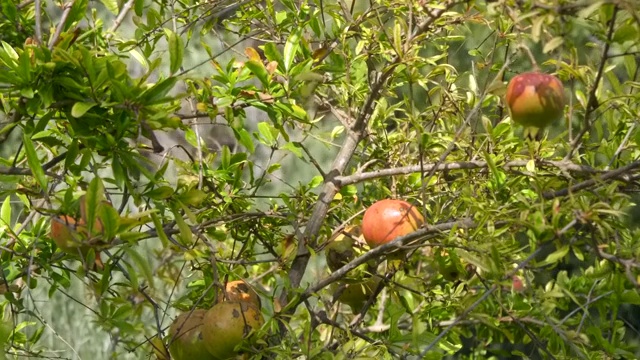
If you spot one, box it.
[48,0,76,50]
[542,160,640,199]
[335,159,601,186]
[108,0,135,35]
[565,5,618,160]
[34,0,42,45]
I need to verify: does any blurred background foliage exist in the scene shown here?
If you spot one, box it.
[0,0,637,359]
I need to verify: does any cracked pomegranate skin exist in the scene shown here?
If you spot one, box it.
[217,280,261,309]
[361,199,425,248]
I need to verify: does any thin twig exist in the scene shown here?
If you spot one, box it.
[17,0,35,9]
[34,0,42,44]
[108,0,135,35]
[564,6,618,160]
[48,0,77,50]
[606,123,635,170]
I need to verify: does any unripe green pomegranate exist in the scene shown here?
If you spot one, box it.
[332,276,382,314]
[202,301,263,359]
[325,225,364,272]
[168,309,215,360]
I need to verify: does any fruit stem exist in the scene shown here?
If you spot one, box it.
[517,44,540,72]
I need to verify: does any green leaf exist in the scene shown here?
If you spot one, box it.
[164,29,183,74]
[309,175,323,188]
[67,0,89,28]
[621,290,640,305]
[221,145,230,168]
[290,103,308,121]
[71,102,96,118]
[18,50,32,83]
[267,163,281,173]
[0,1,17,22]
[99,204,120,240]
[613,23,639,44]
[151,213,169,248]
[578,1,603,18]
[1,42,18,62]
[65,140,79,170]
[177,189,207,206]
[171,203,193,245]
[393,20,402,54]
[257,122,276,146]
[526,159,536,172]
[624,54,637,79]
[282,142,302,158]
[245,59,269,87]
[84,177,105,235]
[134,0,144,15]
[234,127,255,153]
[263,42,283,67]
[22,134,47,191]
[111,156,125,190]
[123,247,154,287]
[283,30,300,72]
[0,196,11,226]
[0,319,12,359]
[543,36,564,54]
[139,77,177,104]
[100,0,118,14]
[129,49,149,70]
[144,186,174,200]
[538,245,570,266]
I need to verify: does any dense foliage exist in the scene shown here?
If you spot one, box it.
[0,0,638,358]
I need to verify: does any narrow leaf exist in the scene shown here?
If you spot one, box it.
[283,31,300,72]
[71,102,96,118]
[245,60,269,87]
[538,245,570,266]
[22,134,47,191]
[151,213,169,248]
[543,36,564,54]
[139,77,177,104]
[164,29,183,74]
[0,196,11,226]
[134,0,144,16]
[84,177,105,235]
[171,204,193,245]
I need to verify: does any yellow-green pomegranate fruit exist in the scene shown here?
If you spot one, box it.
[168,309,216,360]
[325,225,362,272]
[333,276,383,314]
[202,301,263,359]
